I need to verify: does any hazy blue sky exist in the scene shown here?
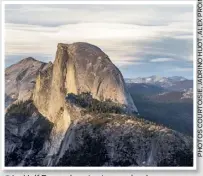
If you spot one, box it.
[5,4,194,79]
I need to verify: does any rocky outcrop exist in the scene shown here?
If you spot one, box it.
[5,101,53,166]
[5,57,48,108]
[56,112,193,167]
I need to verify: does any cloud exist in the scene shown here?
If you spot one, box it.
[170,67,193,72]
[5,22,193,62]
[4,4,194,78]
[5,5,193,27]
[114,60,145,68]
[150,58,175,62]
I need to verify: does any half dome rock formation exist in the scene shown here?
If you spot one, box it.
[31,42,138,163]
[33,42,137,122]
[5,57,47,107]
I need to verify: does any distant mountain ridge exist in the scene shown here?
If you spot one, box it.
[125,76,193,91]
[125,75,188,84]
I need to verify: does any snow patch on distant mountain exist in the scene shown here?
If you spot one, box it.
[181,88,193,99]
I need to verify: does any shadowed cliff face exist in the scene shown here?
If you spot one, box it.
[33,42,137,123]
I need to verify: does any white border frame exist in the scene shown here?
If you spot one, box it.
[1,0,197,171]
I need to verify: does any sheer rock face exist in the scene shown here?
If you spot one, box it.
[32,42,137,159]
[5,57,47,107]
[33,42,137,123]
